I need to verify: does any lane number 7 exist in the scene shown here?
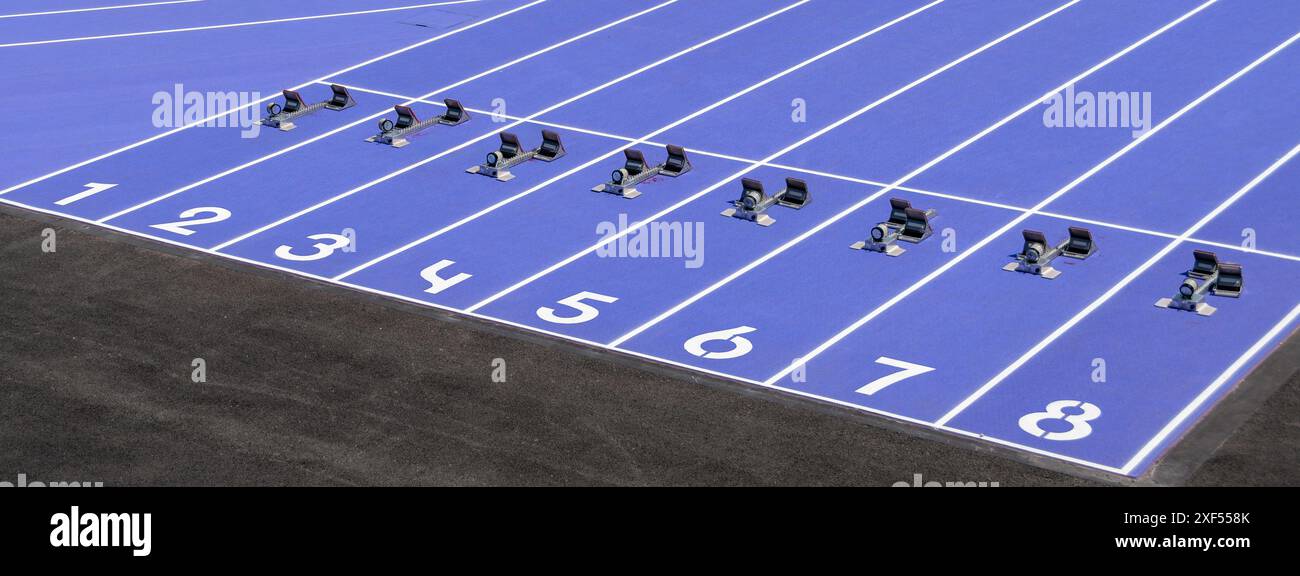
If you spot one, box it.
[856,357,935,396]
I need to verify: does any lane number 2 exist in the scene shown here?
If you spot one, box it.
[150,207,231,236]
[1018,400,1101,441]
[536,291,618,324]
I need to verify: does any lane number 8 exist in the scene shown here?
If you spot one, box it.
[1018,400,1101,441]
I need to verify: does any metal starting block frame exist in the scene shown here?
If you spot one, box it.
[1003,226,1096,279]
[851,198,935,256]
[259,84,355,131]
[466,130,566,181]
[720,177,810,226]
[1156,250,1243,317]
[367,99,470,148]
[592,144,692,198]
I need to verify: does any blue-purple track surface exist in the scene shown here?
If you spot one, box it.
[3,0,1298,477]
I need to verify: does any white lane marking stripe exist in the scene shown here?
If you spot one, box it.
[0,0,201,20]
[1122,302,1300,474]
[0,1,483,48]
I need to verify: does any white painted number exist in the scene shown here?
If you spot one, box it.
[274,233,351,262]
[55,182,117,206]
[536,291,618,324]
[856,357,935,395]
[420,259,472,294]
[150,206,232,236]
[684,326,757,360]
[1018,400,1101,441]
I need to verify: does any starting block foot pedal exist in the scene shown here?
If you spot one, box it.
[660,144,692,177]
[1214,262,1243,297]
[438,98,470,126]
[535,130,566,162]
[260,84,356,131]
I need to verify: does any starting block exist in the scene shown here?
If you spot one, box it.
[1156,250,1243,317]
[367,99,470,148]
[467,130,566,181]
[850,198,935,256]
[721,177,810,226]
[1003,226,1096,279]
[259,84,355,131]
[592,144,692,198]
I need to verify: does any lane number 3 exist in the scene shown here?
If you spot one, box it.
[275,233,351,262]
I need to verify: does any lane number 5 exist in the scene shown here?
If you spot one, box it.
[536,291,618,325]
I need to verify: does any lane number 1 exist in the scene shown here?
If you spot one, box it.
[55,182,117,206]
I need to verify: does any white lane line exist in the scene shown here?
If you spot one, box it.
[469,0,1087,315]
[333,82,1300,264]
[95,0,677,223]
[330,0,947,281]
[937,138,1300,427]
[0,191,1127,477]
[1121,301,1300,474]
[771,20,1299,390]
[0,0,482,48]
[0,0,547,198]
[0,0,200,19]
